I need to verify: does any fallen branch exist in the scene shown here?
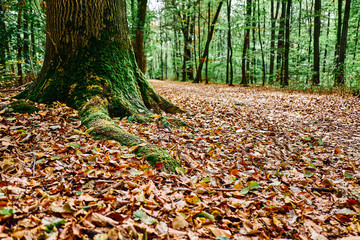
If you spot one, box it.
[97,180,124,197]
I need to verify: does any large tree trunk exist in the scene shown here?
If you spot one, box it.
[17,0,182,171]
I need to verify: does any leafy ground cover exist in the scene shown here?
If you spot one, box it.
[0,80,360,239]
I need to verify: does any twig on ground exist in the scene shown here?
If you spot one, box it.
[173,187,244,192]
[97,180,124,197]
[32,146,36,177]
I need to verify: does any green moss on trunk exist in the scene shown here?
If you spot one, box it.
[17,21,182,172]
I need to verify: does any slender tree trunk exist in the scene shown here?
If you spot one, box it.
[0,0,7,72]
[194,1,223,83]
[17,0,25,85]
[205,2,210,84]
[18,0,182,171]
[335,0,343,63]
[258,0,266,85]
[160,15,164,80]
[241,0,252,85]
[226,0,233,86]
[250,1,256,84]
[31,6,36,62]
[353,17,360,64]
[312,0,321,85]
[307,0,313,75]
[283,0,291,86]
[269,0,279,84]
[323,9,331,72]
[277,0,286,84]
[335,0,352,86]
[132,0,148,74]
[24,6,30,74]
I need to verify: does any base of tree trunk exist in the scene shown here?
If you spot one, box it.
[16,38,183,172]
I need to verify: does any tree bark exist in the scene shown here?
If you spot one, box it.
[0,0,7,72]
[205,2,210,84]
[17,0,25,85]
[277,0,286,84]
[131,0,147,74]
[335,0,343,63]
[226,0,233,86]
[269,0,279,84]
[353,17,360,64]
[312,0,321,85]
[335,0,352,86]
[18,0,182,171]
[194,1,223,83]
[322,9,331,73]
[241,0,252,85]
[283,0,291,86]
[258,0,266,85]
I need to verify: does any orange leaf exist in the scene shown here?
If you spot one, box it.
[154,162,164,170]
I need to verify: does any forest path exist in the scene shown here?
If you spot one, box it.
[150,80,360,158]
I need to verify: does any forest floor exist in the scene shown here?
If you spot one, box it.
[0,80,360,240]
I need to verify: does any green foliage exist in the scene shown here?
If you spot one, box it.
[124,0,360,90]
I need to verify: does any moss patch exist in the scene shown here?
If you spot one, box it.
[9,100,39,114]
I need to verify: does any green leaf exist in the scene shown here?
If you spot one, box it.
[305,137,311,141]
[240,186,250,195]
[318,139,324,146]
[133,210,158,225]
[0,208,16,215]
[130,168,143,176]
[269,180,281,187]
[69,143,80,148]
[198,211,215,221]
[333,208,358,215]
[76,191,83,196]
[81,203,100,210]
[216,237,230,240]
[249,181,261,189]
[133,210,148,221]
[309,164,316,169]
[345,173,354,179]
[176,167,186,174]
[45,219,66,232]
[201,177,211,183]
[304,172,314,177]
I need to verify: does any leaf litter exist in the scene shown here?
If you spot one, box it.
[0,80,359,239]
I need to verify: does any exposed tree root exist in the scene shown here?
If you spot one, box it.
[80,96,181,172]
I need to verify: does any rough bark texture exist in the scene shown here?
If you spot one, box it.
[17,0,182,171]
